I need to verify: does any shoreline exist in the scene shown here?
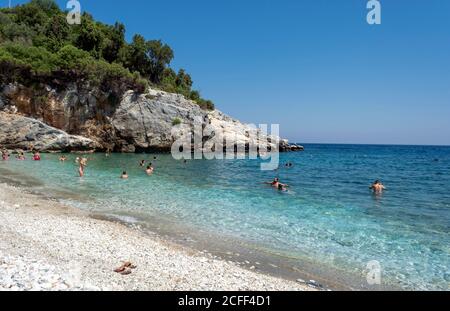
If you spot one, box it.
[0,154,407,292]
[0,182,314,291]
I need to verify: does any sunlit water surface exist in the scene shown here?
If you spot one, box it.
[1,144,449,290]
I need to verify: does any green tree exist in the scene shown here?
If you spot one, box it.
[160,67,177,92]
[123,34,151,76]
[102,22,126,63]
[146,40,174,84]
[14,4,47,33]
[0,12,34,43]
[29,0,60,15]
[39,14,70,52]
[176,69,192,90]
[56,44,92,70]
[74,14,106,59]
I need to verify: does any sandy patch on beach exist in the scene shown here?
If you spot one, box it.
[0,183,312,291]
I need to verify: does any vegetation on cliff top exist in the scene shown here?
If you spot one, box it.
[0,0,214,110]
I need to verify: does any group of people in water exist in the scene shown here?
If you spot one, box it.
[68,155,156,178]
[1,149,41,161]
[264,162,386,194]
[120,159,155,179]
[1,148,387,194]
[264,177,386,194]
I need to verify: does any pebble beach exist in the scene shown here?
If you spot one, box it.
[0,183,312,291]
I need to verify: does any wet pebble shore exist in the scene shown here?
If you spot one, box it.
[0,183,313,291]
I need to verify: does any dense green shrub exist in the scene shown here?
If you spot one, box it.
[0,43,58,74]
[197,99,215,110]
[172,117,182,126]
[0,43,147,93]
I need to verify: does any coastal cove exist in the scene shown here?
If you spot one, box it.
[0,0,449,296]
[0,144,449,291]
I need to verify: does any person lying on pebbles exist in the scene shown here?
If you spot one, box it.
[114,261,137,275]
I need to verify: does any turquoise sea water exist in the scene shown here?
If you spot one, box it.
[1,144,449,290]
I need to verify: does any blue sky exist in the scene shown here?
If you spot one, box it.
[7,0,450,145]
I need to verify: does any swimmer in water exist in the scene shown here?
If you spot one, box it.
[265,178,288,189]
[278,183,288,192]
[264,178,279,187]
[370,180,386,194]
[33,151,41,161]
[1,149,9,161]
[77,157,88,177]
[17,152,25,161]
[145,163,154,175]
[59,155,67,162]
[121,171,129,179]
[271,178,280,187]
[139,159,146,167]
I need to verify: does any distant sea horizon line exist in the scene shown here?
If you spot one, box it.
[291,142,450,147]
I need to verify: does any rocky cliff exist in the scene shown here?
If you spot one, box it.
[0,83,293,153]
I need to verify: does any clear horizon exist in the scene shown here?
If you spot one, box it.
[7,0,450,146]
[296,142,450,147]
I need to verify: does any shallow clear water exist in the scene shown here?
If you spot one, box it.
[1,144,449,290]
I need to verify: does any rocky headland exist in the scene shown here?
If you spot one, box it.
[0,83,300,153]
